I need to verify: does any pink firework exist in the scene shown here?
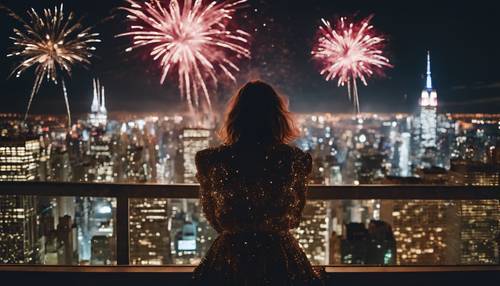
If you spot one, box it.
[119,0,251,111]
[312,16,392,113]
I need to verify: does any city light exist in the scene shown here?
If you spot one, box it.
[0,0,499,270]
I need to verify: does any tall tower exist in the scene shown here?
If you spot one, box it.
[88,79,108,127]
[419,51,438,149]
[91,80,100,113]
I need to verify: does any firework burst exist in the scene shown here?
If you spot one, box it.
[3,4,100,126]
[312,16,392,113]
[118,0,251,111]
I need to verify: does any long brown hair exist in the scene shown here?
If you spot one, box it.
[219,81,300,145]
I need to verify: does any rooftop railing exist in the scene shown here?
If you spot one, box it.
[1,182,498,265]
[1,182,499,286]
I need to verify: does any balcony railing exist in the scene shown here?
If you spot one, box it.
[1,182,499,265]
[1,182,499,286]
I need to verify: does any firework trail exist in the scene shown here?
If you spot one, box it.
[312,16,392,113]
[2,4,100,126]
[118,0,251,111]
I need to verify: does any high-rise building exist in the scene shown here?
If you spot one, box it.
[294,201,328,265]
[88,79,108,128]
[129,198,172,265]
[56,215,77,265]
[86,130,113,182]
[459,200,500,264]
[341,223,369,264]
[91,235,114,265]
[419,52,438,152]
[450,159,500,264]
[0,137,41,181]
[392,200,460,265]
[0,136,41,263]
[181,128,210,183]
[339,220,396,265]
[366,220,397,265]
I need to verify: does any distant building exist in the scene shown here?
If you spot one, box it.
[56,215,77,265]
[384,176,460,265]
[87,130,113,182]
[339,221,396,265]
[419,52,438,149]
[91,235,113,265]
[366,220,397,265]
[88,79,108,128]
[341,223,369,264]
[0,137,41,181]
[129,198,172,265]
[182,128,210,183]
[125,143,148,182]
[0,136,40,263]
[392,200,460,264]
[450,159,500,264]
[295,201,328,265]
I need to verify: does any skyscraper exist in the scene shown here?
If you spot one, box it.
[450,159,500,264]
[88,79,108,128]
[0,137,41,181]
[0,136,41,263]
[86,131,114,182]
[419,52,438,153]
[129,198,172,265]
[392,200,460,265]
[182,128,210,183]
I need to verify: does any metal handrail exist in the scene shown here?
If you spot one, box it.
[0,182,499,265]
[0,181,499,199]
[1,265,500,273]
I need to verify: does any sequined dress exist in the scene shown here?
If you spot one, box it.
[192,143,322,285]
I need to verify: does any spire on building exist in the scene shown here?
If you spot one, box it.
[100,85,107,113]
[426,51,433,90]
[88,78,108,127]
[91,78,99,113]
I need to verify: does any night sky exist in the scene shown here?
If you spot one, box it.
[0,0,499,115]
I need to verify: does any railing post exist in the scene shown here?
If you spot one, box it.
[116,196,130,265]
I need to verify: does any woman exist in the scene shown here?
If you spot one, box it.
[193,81,322,285]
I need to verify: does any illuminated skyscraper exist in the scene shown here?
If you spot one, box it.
[129,198,172,265]
[86,130,113,182]
[88,79,108,128]
[450,159,500,264]
[419,52,438,151]
[177,128,214,263]
[0,137,41,181]
[294,201,328,265]
[0,137,40,263]
[398,132,411,177]
[459,200,500,264]
[182,128,210,183]
[392,200,460,265]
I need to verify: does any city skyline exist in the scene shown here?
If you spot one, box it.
[0,0,499,269]
[0,0,499,115]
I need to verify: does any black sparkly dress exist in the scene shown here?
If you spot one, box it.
[192,143,322,286]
